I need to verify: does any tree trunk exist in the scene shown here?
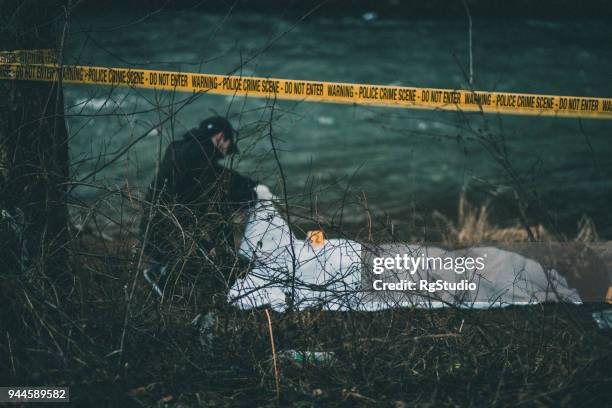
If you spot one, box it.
[0,1,70,281]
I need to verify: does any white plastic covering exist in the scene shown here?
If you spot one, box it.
[229,199,581,311]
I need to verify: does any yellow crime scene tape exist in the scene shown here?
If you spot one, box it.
[1,49,611,120]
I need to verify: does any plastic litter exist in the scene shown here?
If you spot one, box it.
[592,310,612,329]
[280,350,336,366]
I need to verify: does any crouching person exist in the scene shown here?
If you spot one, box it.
[139,116,265,319]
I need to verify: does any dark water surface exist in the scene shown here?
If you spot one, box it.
[65,12,612,236]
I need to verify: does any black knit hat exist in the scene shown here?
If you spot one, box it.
[199,116,233,137]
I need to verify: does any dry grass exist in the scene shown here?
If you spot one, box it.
[1,194,611,407]
[433,193,598,245]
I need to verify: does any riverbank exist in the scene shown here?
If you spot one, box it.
[3,193,612,406]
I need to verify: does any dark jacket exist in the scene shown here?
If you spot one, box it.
[140,129,256,264]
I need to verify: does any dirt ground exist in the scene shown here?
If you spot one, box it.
[2,210,612,407]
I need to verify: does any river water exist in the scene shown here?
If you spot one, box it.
[65,12,612,237]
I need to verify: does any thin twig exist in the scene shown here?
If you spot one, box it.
[264,308,280,401]
[7,331,16,377]
[267,97,297,311]
[461,0,474,86]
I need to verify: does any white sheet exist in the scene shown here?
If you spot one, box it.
[229,199,581,311]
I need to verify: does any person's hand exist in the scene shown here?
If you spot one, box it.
[254,184,274,201]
